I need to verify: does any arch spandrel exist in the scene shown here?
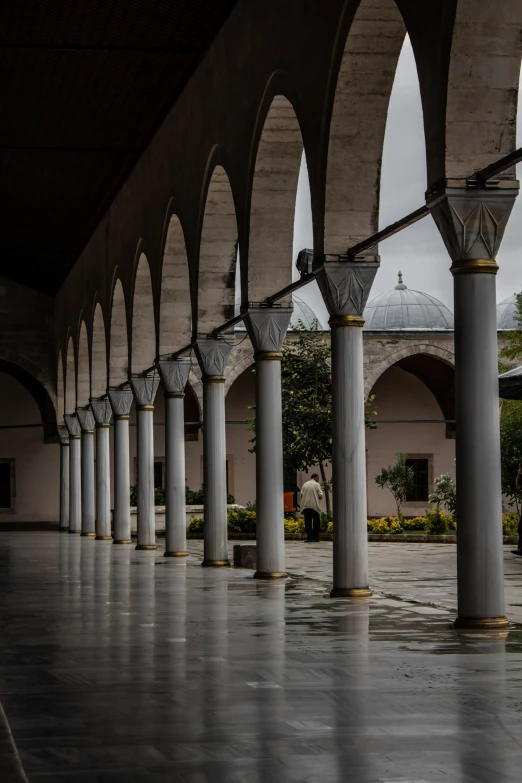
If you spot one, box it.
[248,94,304,303]
[159,213,192,355]
[109,278,129,387]
[91,304,108,398]
[364,342,455,397]
[324,0,406,254]
[77,321,90,407]
[65,336,76,413]
[197,165,238,335]
[131,253,156,374]
[57,350,64,419]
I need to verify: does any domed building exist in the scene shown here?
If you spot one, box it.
[363,272,454,331]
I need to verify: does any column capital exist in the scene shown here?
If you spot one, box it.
[108,387,134,419]
[158,357,191,396]
[194,338,232,379]
[316,258,379,322]
[90,398,112,427]
[244,306,293,356]
[76,406,95,434]
[427,180,519,270]
[130,375,160,409]
[64,413,81,438]
[56,424,69,446]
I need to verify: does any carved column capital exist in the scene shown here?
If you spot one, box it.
[427,180,519,273]
[108,388,134,420]
[76,407,95,434]
[158,358,191,397]
[64,413,81,438]
[56,424,69,446]
[130,375,160,410]
[90,398,113,427]
[194,338,232,379]
[317,257,379,325]
[244,306,293,359]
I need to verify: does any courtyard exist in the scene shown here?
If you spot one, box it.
[1,534,522,782]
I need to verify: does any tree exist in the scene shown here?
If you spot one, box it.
[375,452,415,521]
[499,291,522,371]
[428,474,456,517]
[500,400,522,514]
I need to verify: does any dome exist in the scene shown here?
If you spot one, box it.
[363,272,454,331]
[497,294,518,330]
[290,295,324,330]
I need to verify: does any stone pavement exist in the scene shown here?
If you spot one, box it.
[1,533,522,782]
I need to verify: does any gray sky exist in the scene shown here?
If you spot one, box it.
[292,36,522,327]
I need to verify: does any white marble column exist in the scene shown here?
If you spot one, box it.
[130,375,160,551]
[430,181,518,629]
[91,398,113,540]
[64,414,82,534]
[195,339,232,567]
[108,389,134,544]
[317,257,379,597]
[244,306,293,579]
[56,425,70,532]
[158,359,191,557]
[76,407,96,538]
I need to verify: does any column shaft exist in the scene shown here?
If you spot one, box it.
[95,425,111,539]
[80,431,96,536]
[254,357,285,578]
[136,407,156,550]
[330,325,370,596]
[202,379,229,566]
[113,417,132,544]
[164,394,188,556]
[59,444,69,531]
[454,272,505,624]
[69,437,81,533]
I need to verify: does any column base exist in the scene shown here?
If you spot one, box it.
[454,616,509,630]
[164,551,188,557]
[254,571,287,580]
[113,539,133,545]
[95,535,113,541]
[68,529,81,534]
[202,559,230,567]
[330,587,373,598]
[80,532,96,537]
[135,544,157,551]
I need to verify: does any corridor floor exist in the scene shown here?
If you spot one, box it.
[1,534,522,782]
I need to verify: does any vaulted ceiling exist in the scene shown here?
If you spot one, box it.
[0,0,237,295]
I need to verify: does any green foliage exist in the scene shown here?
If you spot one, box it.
[499,291,522,370]
[367,516,403,534]
[500,401,522,514]
[374,453,415,521]
[424,508,448,535]
[320,510,333,533]
[227,506,257,537]
[188,516,205,533]
[130,485,137,507]
[428,474,456,517]
[503,512,519,536]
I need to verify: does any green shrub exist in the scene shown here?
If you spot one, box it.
[227,507,256,537]
[503,512,519,536]
[401,516,427,532]
[284,518,305,535]
[424,508,449,535]
[186,485,235,505]
[320,511,333,533]
[367,516,403,534]
[188,516,204,533]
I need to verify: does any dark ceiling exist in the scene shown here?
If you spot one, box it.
[0,1,237,295]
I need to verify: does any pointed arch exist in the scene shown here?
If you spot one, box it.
[324,0,406,253]
[65,336,76,413]
[109,278,129,386]
[197,165,238,334]
[159,213,192,355]
[248,94,304,303]
[131,253,156,373]
[57,350,64,419]
[91,303,107,398]
[77,321,90,407]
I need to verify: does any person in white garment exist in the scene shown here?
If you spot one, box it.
[300,474,324,543]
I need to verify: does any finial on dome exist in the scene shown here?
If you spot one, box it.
[395,271,406,290]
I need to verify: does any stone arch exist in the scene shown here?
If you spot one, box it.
[91,303,107,398]
[65,336,76,413]
[197,164,238,335]
[159,211,192,355]
[323,0,406,254]
[0,358,58,442]
[225,353,255,397]
[109,277,129,386]
[247,93,304,303]
[57,350,64,419]
[77,320,90,407]
[131,253,156,374]
[365,343,455,396]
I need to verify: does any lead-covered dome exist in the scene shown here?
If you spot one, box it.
[363,272,454,331]
[497,294,518,330]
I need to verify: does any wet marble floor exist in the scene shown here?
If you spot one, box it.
[1,533,522,782]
